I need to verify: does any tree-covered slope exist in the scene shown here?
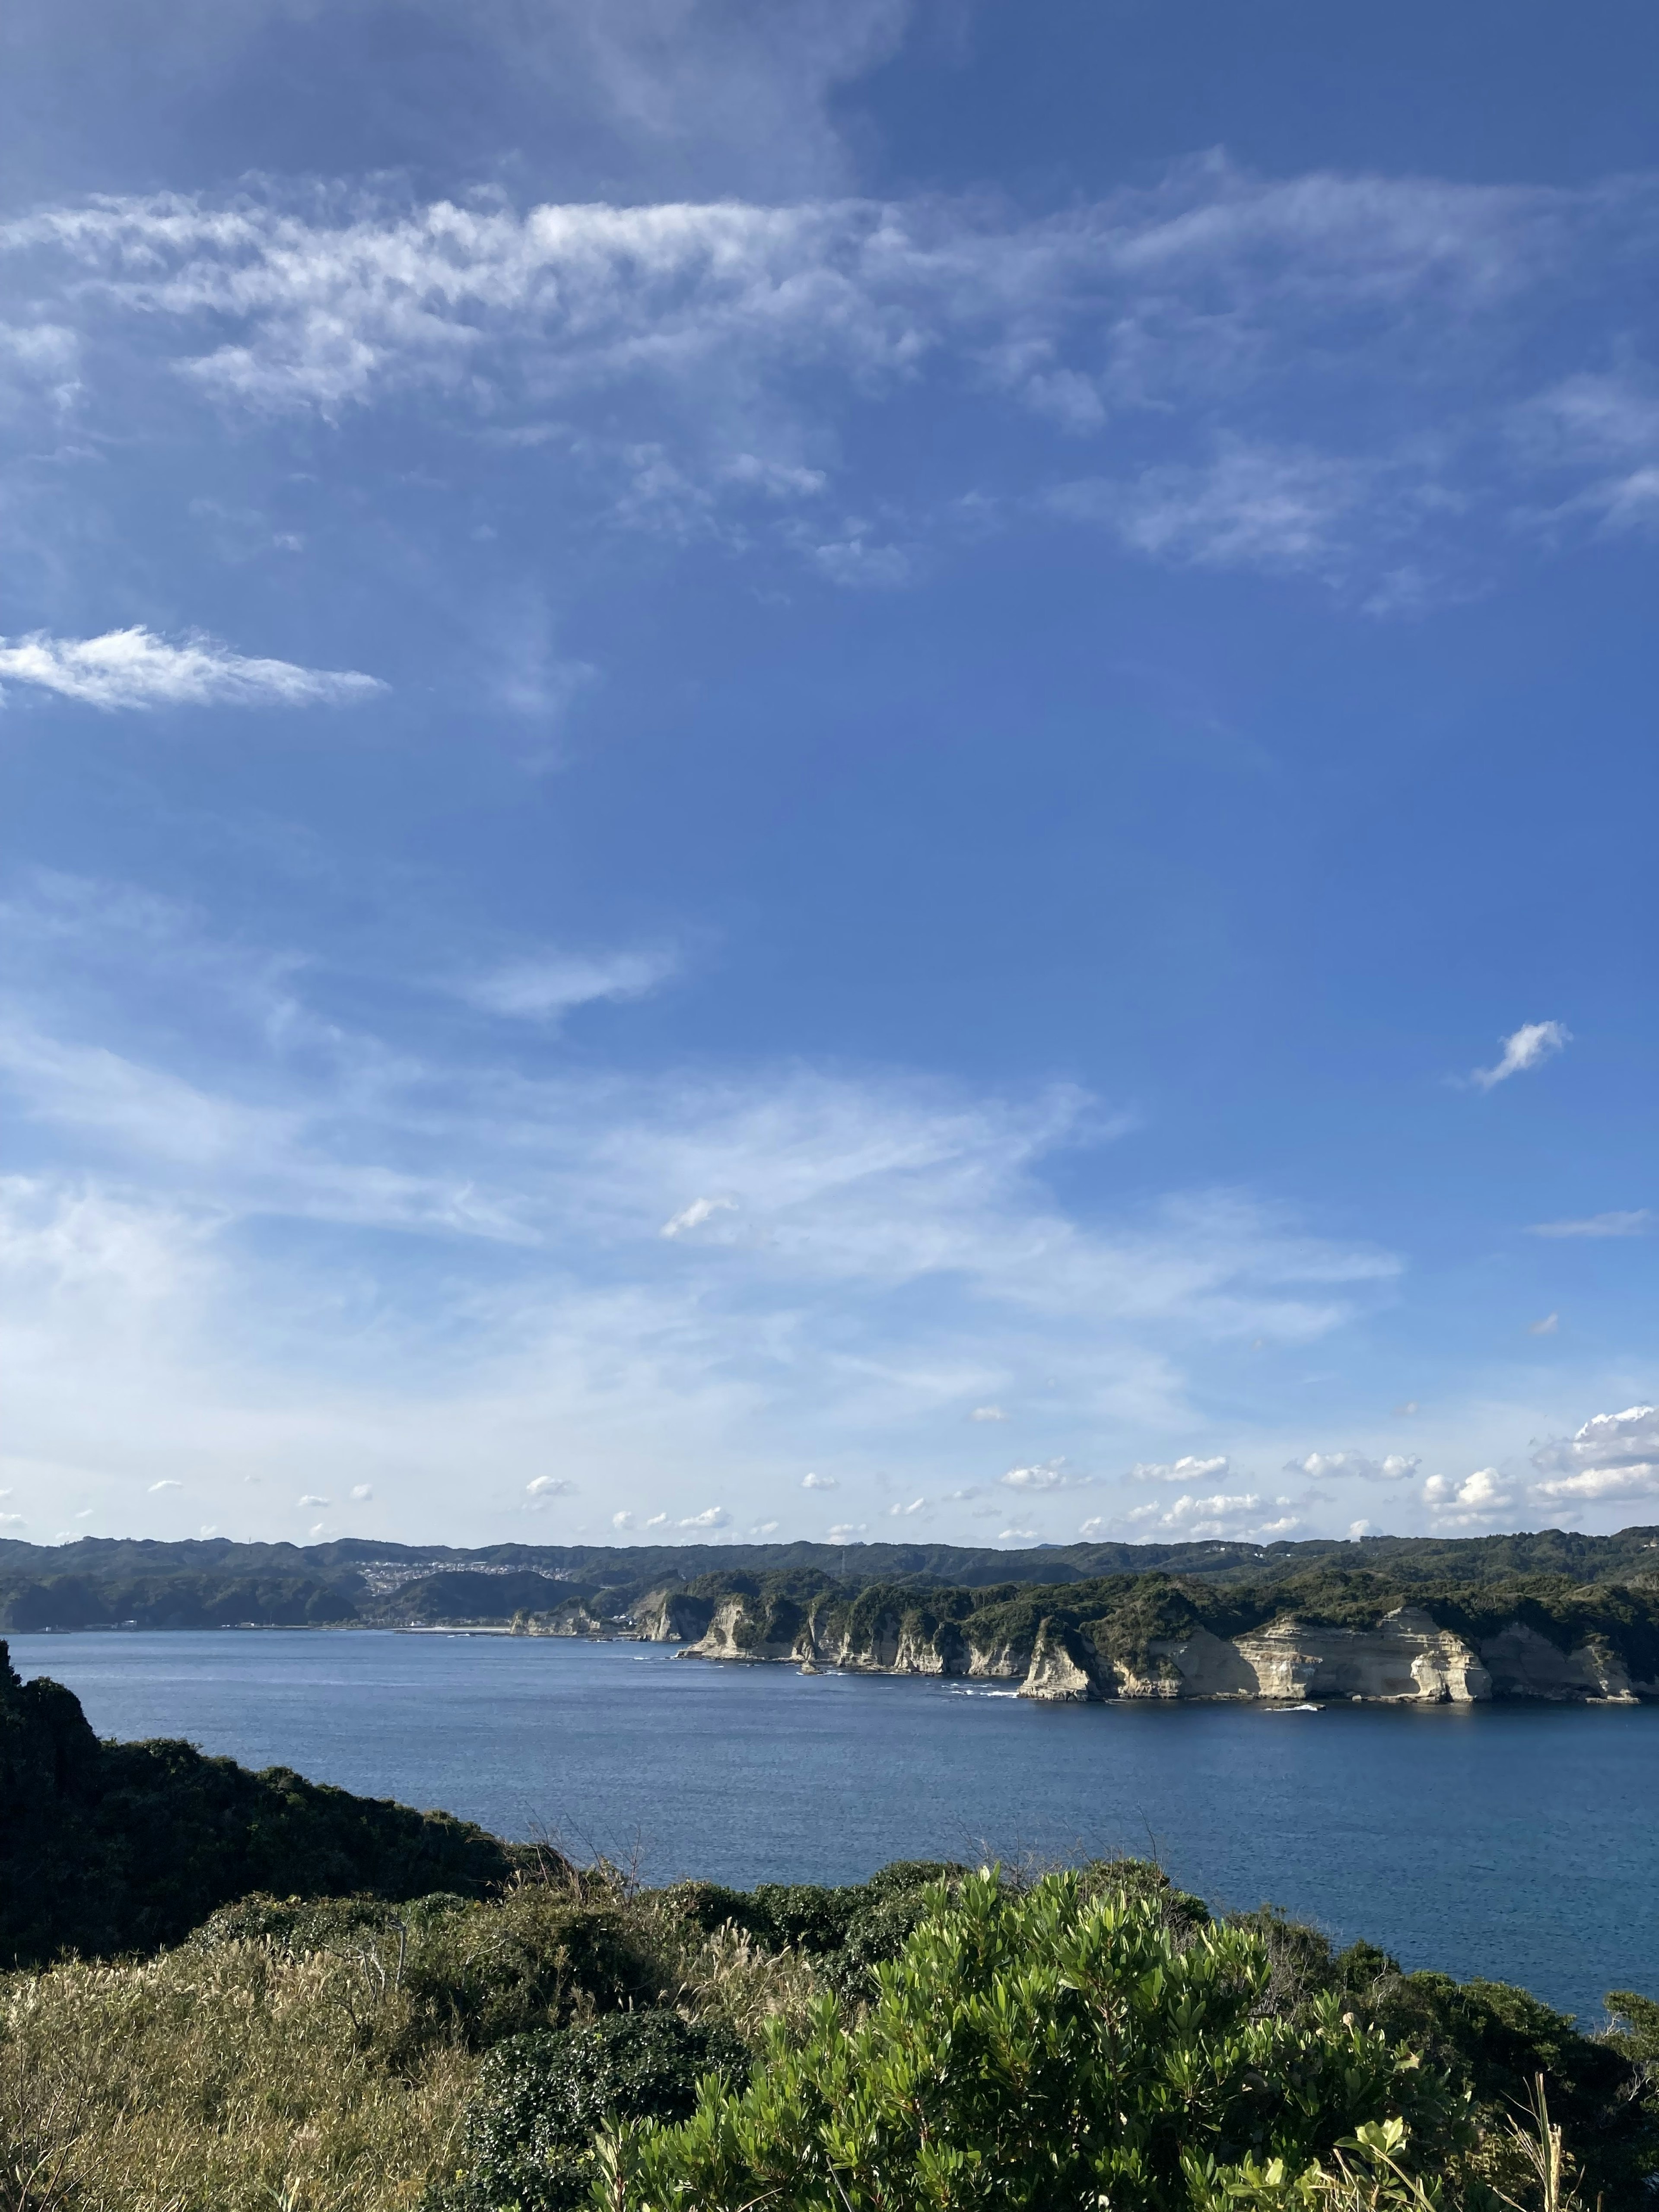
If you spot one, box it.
[0,1639,519,1965]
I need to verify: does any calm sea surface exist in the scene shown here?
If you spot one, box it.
[11,1629,1656,2022]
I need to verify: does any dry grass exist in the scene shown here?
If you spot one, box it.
[0,1881,827,2212]
[0,1940,479,2212]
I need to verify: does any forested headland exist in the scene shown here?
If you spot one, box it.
[2,1523,1656,1636]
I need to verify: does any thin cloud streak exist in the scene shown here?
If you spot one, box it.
[0,628,385,710]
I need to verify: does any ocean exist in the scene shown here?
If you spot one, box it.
[11,1627,1656,2022]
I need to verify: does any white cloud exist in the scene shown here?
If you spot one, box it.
[678,1505,729,1528]
[0,628,385,712]
[1531,1404,1659,1505]
[147,1478,181,1491]
[968,1405,1007,1422]
[0,320,79,416]
[661,1194,738,1239]
[1469,1020,1570,1091]
[1423,1467,1515,1524]
[644,1512,668,1528]
[0,883,1413,1539]
[826,1522,865,1542]
[612,1510,634,1529]
[350,1483,373,1501]
[465,946,679,1024]
[1125,1491,1269,1538]
[996,1526,1037,1541]
[297,1491,330,1505]
[1529,1312,1560,1337]
[10,164,1659,597]
[1285,1450,1419,1483]
[1514,370,1659,533]
[1130,1453,1230,1485]
[1527,1210,1651,1239]
[999,1459,1074,1491]
[1348,1519,1374,1538]
[801,1471,837,1490]
[1053,440,1368,577]
[0,1513,25,1528]
[887,1497,926,1516]
[526,1475,576,1497]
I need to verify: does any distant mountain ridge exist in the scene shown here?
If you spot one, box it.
[0,1526,1656,1632]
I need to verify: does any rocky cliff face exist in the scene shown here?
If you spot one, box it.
[678,1592,1655,1703]
[633,1589,715,1643]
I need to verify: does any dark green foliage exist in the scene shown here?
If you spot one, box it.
[0,1570,356,1630]
[1607,1987,1659,2068]
[1371,1972,1659,2205]
[1227,1906,1659,2207]
[188,1889,476,1953]
[0,1640,518,1966]
[445,2011,748,2212]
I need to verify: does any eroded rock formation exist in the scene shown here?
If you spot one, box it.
[676,1589,1656,1703]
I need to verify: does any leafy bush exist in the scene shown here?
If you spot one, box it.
[604,1870,1456,2212]
[441,2011,748,2212]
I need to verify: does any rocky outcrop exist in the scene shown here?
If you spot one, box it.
[1147,1607,1494,1703]
[1019,1618,1105,1702]
[510,1599,611,1636]
[684,1595,806,1663]
[677,1589,1655,1704]
[1478,1621,1643,1702]
[633,1589,715,1643]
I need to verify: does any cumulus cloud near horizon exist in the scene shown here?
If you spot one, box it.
[1000,1459,1076,1492]
[1130,1454,1230,1485]
[1531,1405,1659,1504]
[1287,1449,1420,1484]
[1423,1467,1515,1524]
[0,628,385,711]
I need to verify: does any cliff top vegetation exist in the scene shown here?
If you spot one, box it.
[3,1525,1656,1634]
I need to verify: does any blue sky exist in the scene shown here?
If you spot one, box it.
[3,0,1657,1552]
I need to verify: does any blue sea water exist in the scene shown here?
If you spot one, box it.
[10,1629,1656,2023]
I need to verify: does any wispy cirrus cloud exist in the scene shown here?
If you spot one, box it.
[0,871,1402,1536]
[7,162,1659,598]
[1527,1209,1651,1239]
[0,627,385,711]
[460,946,680,1023]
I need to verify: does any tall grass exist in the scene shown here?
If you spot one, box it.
[0,1877,821,2212]
[0,1938,476,2212]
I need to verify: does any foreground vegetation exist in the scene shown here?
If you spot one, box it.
[3,1856,1657,2212]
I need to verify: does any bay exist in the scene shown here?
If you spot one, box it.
[11,1628,1656,2024]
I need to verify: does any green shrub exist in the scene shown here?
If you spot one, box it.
[604,1870,1455,2212]
[445,2011,748,2212]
